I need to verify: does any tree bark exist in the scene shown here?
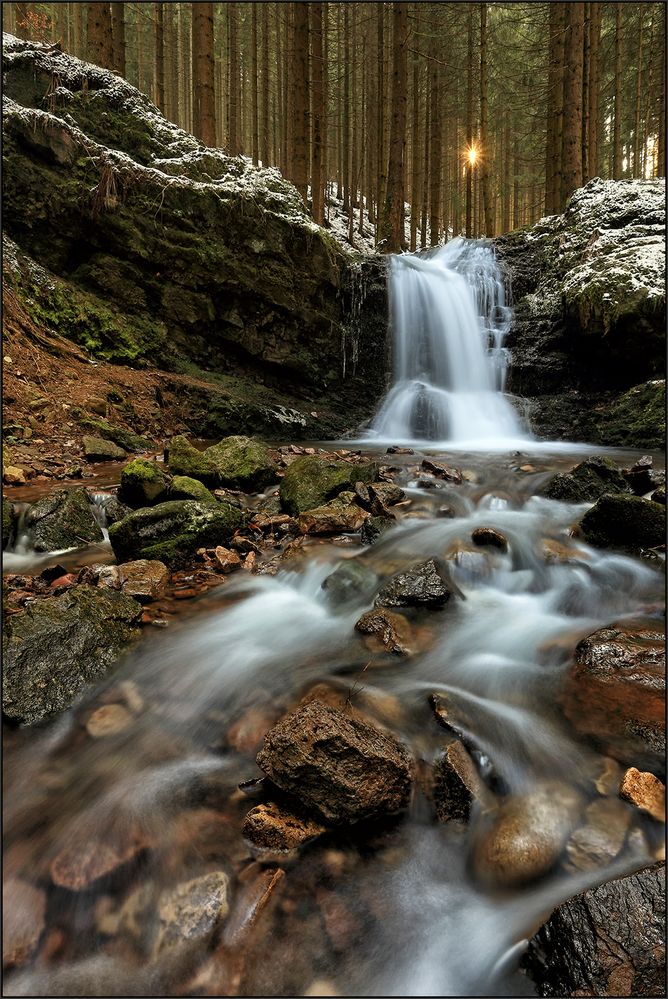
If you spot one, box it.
[87,2,113,68]
[375,4,386,241]
[381,2,408,252]
[613,3,623,179]
[111,2,125,77]
[409,3,421,251]
[633,5,644,177]
[560,2,584,207]
[659,3,666,176]
[479,2,493,235]
[261,1,270,165]
[428,20,442,245]
[154,3,165,112]
[227,2,240,154]
[581,2,590,182]
[310,2,325,223]
[587,1,601,178]
[251,4,259,164]
[465,5,473,237]
[191,2,215,146]
[291,1,310,204]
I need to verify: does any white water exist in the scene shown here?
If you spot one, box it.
[368,238,528,447]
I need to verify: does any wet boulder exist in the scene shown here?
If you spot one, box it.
[432,740,491,822]
[375,558,454,610]
[242,802,327,862]
[472,781,582,889]
[355,608,415,655]
[27,487,104,552]
[525,863,665,997]
[539,456,628,503]
[2,878,47,969]
[564,798,631,872]
[118,458,169,507]
[169,475,217,503]
[2,496,14,548]
[577,493,664,554]
[298,492,368,535]
[361,514,394,545]
[108,500,242,570]
[322,560,379,607]
[560,623,665,775]
[622,455,664,497]
[280,454,378,515]
[82,435,128,462]
[168,435,276,491]
[255,700,413,824]
[471,527,509,551]
[2,585,142,725]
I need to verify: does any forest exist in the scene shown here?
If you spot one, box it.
[4,1,666,250]
[2,3,666,998]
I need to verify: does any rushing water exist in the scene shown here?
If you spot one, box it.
[3,242,665,996]
[368,239,526,447]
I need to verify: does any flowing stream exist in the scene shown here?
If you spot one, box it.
[3,243,665,997]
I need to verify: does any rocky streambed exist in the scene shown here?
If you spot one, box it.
[2,434,665,997]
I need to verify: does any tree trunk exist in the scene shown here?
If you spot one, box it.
[633,6,644,177]
[260,2,269,165]
[87,2,113,68]
[479,2,493,235]
[154,3,165,111]
[502,115,511,231]
[581,3,590,181]
[310,2,325,223]
[192,2,215,146]
[381,2,408,252]
[465,5,473,237]
[291,1,310,204]
[111,2,125,77]
[560,2,584,207]
[227,2,239,154]
[613,3,623,179]
[14,3,28,39]
[420,86,430,249]
[375,4,386,241]
[546,3,566,213]
[342,2,350,212]
[250,4,259,164]
[659,3,666,176]
[587,1,601,178]
[409,3,421,252]
[428,26,441,246]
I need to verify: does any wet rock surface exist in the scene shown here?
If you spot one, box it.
[168,435,277,491]
[578,494,665,554]
[242,802,327,860]
[155,872,229,953]
[355,608,416,655]
[298,492,368,535]
[2,878,46,969]
[375,558,453,610]
[255,700,413,824]
[280,454,378,515]
[432,740,490,822]
[2,585,142,725]
[525,863,666,997]
[619,768,665,823]
[540,456,629,503]
[118,457,169,507]
[27,487,104,552]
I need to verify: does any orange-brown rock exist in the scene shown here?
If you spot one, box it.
[619,767,665,822]
[355,608,415,655]
[242,802,327,860]
[2,878,46,968]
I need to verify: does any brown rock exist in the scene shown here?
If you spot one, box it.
[117,559,169,602]
[471,527,508,551]
[155,872,229,953]
[242,802,327,860]
[472,781,582,888]
[2,878,46,968]
[256,700,413,824]
[355,608,415,655]
[541,538,590,564]
[85,703,134,738]
[565,798,632,871]
[619,767,665,822]
[226,704,278,755]
[432,740,491,822]
[561,624,665,772]
[421,458,462,483]
[298,493,368,535]
[214,546,242,573]
[50,831,148,890]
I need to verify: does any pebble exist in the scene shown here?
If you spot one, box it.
[214,546,242,573]
[85,703,134,738]
[619,767,665,822]
[2,878,46,968]
[155,871,229,953]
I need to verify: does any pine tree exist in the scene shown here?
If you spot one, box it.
[192,2,215,146]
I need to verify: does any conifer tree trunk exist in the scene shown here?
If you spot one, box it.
[227,2,240,154]
[261,1,269,165]
[428,28,441,246]
[375,5,386,240]
[479,2,493,235]
[15,3,28,39]
[165,4,178,123]
[420,93,430,248]
[612,3,623,179]
[291,1,309,204]
[560,2,584,207]
[154,3,165,111]
[342,2,350,212]
[381,2,408,252]
[310,2,325,223]
[659,4,666,176]
[581,2,590,181]
[409,3,421,252]
[587,1,601,178]
[465,5,473,237]
[192,2,215,146]
[87,2,113,68]
[502,115,511,231]
[251,4,259,164]
[633,6,644,177]
[111,2,125,76]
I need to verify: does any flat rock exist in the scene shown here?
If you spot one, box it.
[82,435,127,462]
[51,830,149,891]
[2,585,142,725]
[27,487,104,552]
[2,878,46,968]
[355,608,415,655]
[117,559,169,602]
[280,454,378,515]
[155,871,229,953]
[214,545,242,573]
[242,802,327,861]
[298,492,368,535]
[375,558,453,610]
[525,863,665,997]
[421,458,463,482]
[619,768,665,822]
[255,700,413,824]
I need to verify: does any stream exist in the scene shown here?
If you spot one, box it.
[3,241,665,997]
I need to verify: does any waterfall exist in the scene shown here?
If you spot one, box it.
[369,238,528,446]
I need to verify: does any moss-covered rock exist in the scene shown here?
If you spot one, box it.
[596,380,666,450]
[79,418,152,453]
[168,435,276,491]
[3,496,14,549]
[82,435,128,462]
[27,488,104,552]
[540,456,628,503]
[578,494,665,554]
[2,585,142,725]
[108,500,243,569]
[169,475,216,503]
[118,458,169,507]
[280,455,379,515]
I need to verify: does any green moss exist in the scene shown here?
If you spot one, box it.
[579,494,665,554]
[596,381,666,450]
[280,455,379,515]
[168,435,277,491]
[3,497,14,549]
[169,475,216,503]
[540,457,628,503]
[78,419,152,453]
[118,458,168,507]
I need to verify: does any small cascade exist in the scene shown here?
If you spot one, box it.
[3,491,112,573]
[369,238,527,446]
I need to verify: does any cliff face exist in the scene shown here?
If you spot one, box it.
[496,178,665,447]
[2,34,387,435]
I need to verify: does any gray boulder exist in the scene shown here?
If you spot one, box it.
[27,488,104,552]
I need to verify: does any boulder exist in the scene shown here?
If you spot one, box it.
[155,872,229,953]
[82,435,127,462]
[619,768,665,823]
[169,475,216,503]
[101,495,133,525]
[3,496,14,548]
[2,585,142,724]
[27,487,104,552]
[540,456,628,503]
[168,435,276,491]
[51,829,149,891]
[560,623,665,775]
[375,558,453,610]
[525,863,665,997]
[108,500,242,570]
[564,798,631,872]
[321,560,379,607]
[242,802,327,861]
[355,608,415,655]
[578,494,664,554]
[471,527,509,551]
[360,514,394,545]
[78,418,151,453]
[255,700,412,824]
[117,559,169,602]
[622,456,664,497]
[472,782,582,888]
[297,492,368,535]
[280,454,378,515]
[118,458,169,507]
[432,740,490,822]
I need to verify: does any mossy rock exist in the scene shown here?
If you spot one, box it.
[3,496,14,549]
[2,584,142,725]
[169,475,216,504]
[28,488,104,552]
[596,381,666,450]
[118,458,169,507]
[82,435,127,462]
[578,494,665,554]
[168,435,276,491]
[108,500,243,569]
[79,418,152,453]
[540,457,628,503]
[280,455,379,515]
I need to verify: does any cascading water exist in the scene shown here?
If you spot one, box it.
[369,238,527,445]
